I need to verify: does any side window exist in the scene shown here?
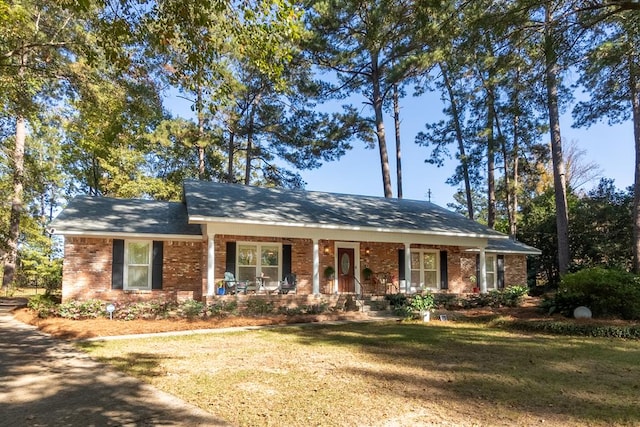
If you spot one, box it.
[485,254,496,289]
[125,241,152,290]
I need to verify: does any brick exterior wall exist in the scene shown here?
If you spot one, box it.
[61,235,531,302]
[61,237,203,303]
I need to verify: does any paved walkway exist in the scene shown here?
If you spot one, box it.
[0,304,229,427]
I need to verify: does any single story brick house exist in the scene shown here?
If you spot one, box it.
[50,180,540,303]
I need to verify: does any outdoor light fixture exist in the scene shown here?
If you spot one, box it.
[323,245,330,255]
[365,247,371,256]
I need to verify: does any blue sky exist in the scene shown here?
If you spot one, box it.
[300,94,635,207]
[169,89,635,209]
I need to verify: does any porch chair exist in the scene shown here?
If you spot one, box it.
[224,272,248,295]
[278,273,297,294]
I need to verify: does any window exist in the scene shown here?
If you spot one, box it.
[237,243,281,286]
[485,254,497,289]
[410,250,440,289]
[125,241,152,290]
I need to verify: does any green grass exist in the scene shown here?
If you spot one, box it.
[79,321,640,426]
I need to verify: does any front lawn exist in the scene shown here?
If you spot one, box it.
[79,320,640,426]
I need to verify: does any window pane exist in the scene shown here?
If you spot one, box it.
[410,271,421,286]
[262,266,279,284]
[238,245,257,266]
[486,256,495,272]
[238,266,255,283]
[423,253,436,270]
[261,246,279,266]
[425,271,437,287]
[128,242,149,265]
[411,253,420,269]
[128,266,149,289]
[487,272,496,289]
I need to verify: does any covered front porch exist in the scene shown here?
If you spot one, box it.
[200,230,497,299]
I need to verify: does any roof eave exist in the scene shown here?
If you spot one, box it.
[188,215,508,240]
[52,230,203,241]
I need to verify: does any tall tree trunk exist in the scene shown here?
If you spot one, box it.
[2,116,26,291]
[244,93,262,185]
[545,4,570,276]
[510,113,520,238]
[440,62,474,219]
[630,57,640,273]
[245,107,254,185]
[196,85,206,179]
[487,90,496,229]
[490,91,517,238]
[393,84,403,199]
[371,51,393,198]
[227,127,235,183]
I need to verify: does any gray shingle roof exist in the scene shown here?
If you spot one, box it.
[50,195,201,237]
[184,180,507,239]
[484,239,541,255]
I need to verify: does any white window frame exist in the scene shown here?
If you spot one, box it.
[123,240,152,290]
[485,254,497,290]
[410,249,441,290]
[236,242,282,286]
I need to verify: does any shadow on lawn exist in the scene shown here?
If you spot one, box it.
[0,316,227,427]
[271,321,640,425]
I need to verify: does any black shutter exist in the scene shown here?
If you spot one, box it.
[225,242,236,273]
[440,251,448,290]
[112,239,124,290]
[497,255,505,289]
[398,249,405,281]
[283,244,292,277]
[152,241,163,290]
[475,254,480,288]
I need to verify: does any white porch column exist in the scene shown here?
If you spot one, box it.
[207,235,216,296]
[404,243,411,293]
[479,247,487,294]
[312,239,320,294]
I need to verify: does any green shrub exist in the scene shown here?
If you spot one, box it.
[495,319,640,339]
[113,300,174,321]
[433,293,462,310]
[206,301,238,317]
[27,294,58,318]
[549,268,640,320]
[501,286,529,307]
[178,299,205,318]
[303,303,329,314]
[277,306,303,316]
[384,293,407,307]
[244,299,275,315]
[57,299,104,319]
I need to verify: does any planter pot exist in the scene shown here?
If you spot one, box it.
[217,287,225,296]
[422,311,431,322]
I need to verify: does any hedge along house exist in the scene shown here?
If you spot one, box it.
[51,180,540,303]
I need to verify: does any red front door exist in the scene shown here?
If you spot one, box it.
[337,247,355,293]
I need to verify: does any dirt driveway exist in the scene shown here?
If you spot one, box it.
[0,305,229,426]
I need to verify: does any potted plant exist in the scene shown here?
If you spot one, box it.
[410,292,435,322]
[323,265,335,280]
